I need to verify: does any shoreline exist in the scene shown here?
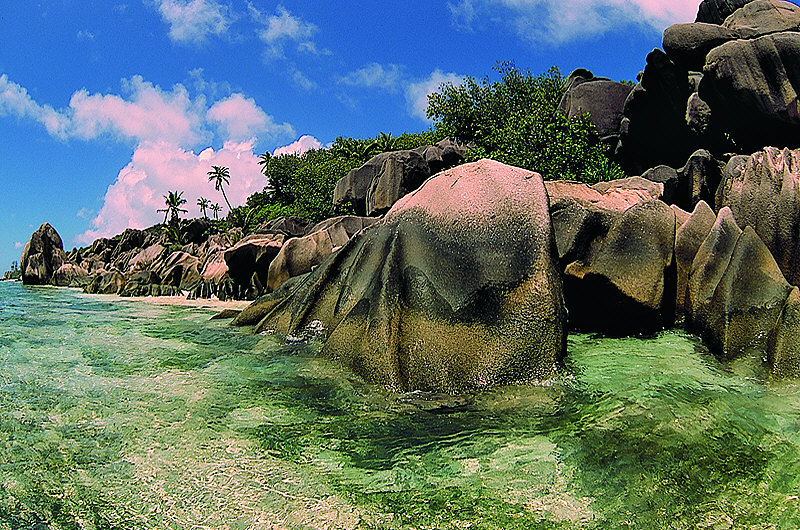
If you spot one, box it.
[95,292,251,312]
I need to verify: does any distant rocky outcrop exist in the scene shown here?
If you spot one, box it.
[20,223,67,285]
[558,69,634,146]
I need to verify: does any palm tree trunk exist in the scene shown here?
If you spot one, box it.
[221,188,232,211]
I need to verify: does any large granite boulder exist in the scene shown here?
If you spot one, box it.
[267,216,379,291]
[223,234,285,295]
[696,0,754,25]
[717,147,800,285]
[20,223,67,285]
[333,151,395,216]
[615,49,693,175]
[699,30,800,152]
[563,200,678,334]
[558,69,634,142]
[85,271,126,295]
[675,201,717,319]
[52,263,90,288]
[366,150,431,216]
[663,23,738,70]
[237,159,566,393]
[157,251,202,291]
[724,0,800,36]
[687,207,792,359]
[254,216,312,238]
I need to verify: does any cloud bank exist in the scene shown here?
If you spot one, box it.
[449,0,698,43]
[0,73,295,244]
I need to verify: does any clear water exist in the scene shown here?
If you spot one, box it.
[2,281,800,529]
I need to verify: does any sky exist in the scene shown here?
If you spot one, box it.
[0,0,714,269]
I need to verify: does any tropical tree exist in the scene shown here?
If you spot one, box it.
[197,197,210,219]
[330,136,376,162]
[257,151,271,173]
[210,203,222,220]
[207,165,232,211]
[374,131,399,153]
[157,190,188,226]
[426,62,625,183]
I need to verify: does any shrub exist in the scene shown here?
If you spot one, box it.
[426,62,624,183]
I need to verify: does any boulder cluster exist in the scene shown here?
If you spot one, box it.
[17,0,800,392]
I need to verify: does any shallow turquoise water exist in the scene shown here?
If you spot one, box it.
[1,280,800,529]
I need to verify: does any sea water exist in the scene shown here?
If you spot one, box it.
[1,280,800,529]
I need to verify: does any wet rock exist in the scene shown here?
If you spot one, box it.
[20,223,67,285]
[238,159,566,393]
[52,263,90,288]
[768,286,800,375]
[696,226,791,359]
[565,200,678,335]
[675,201,717,319]
[686,207,743,333]
[717,147,800,285]
[210,308,242,320]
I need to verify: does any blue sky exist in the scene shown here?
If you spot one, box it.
[1,0,709,269]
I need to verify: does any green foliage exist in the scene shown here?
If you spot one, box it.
[289,148,358,221]
[427,62,624,183]
[261,153,300,204]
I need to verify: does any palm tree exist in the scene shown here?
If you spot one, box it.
[331,136,377,162]
[157,190,188,226]
[257,151,271,174]
[197,197,210,219]
[207,165,232,211]
[210,203,222,220]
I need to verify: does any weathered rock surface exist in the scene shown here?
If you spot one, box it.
[20,223,67,285]
[366,150,430,216]
[724,0,800,37]
[334,142,467,216]
[223,234,285,295]
[558,70,634,141]
[717,147,800,285]
[675,201,717,319]
[696,0,753,25]
[563,200,678,334]
[267,216,379,291]
[52,263,90,288]
[689,220,792,359]
[699,30,800,151]
[238,159,566,393]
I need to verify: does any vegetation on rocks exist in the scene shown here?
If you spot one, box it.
[426,62,625,183]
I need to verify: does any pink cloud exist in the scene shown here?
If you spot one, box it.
[77,140,268,244]
[273,135,322,156]
[69,76,207,146]
[207,93,294,141]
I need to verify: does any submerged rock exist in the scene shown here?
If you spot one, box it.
[238,159,567,393]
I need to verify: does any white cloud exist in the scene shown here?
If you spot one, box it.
[77,140,267,243]
[290,68,317,91]
[14,242,23,249]
[77,30,95,41]
[0,74,70,138]
[450,0,697,43]
[252,5,327,59]
[154,0,232,44]
[76,207,95,219]
[339,63,403,91]
[273,135,322,157]
[405,70,465,121]
[207,93,294,141]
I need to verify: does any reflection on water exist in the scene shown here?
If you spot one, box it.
[1,281,800,529]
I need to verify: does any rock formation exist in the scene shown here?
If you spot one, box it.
[20,223,67,285]
[236,159,567,393]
